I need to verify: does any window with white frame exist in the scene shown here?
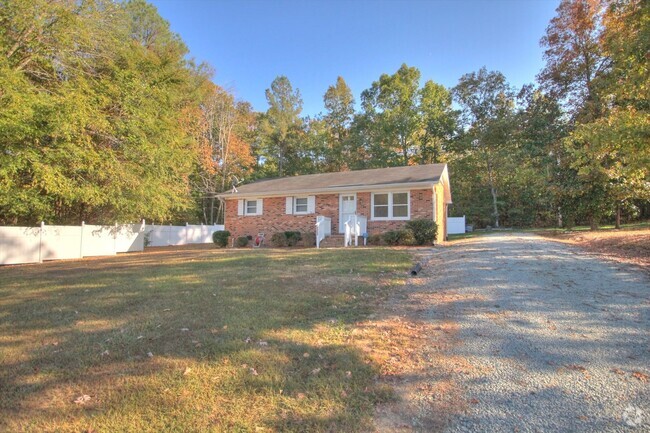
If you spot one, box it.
[245,199,257,215]
[294,197,308,214]
[372,192,410,220]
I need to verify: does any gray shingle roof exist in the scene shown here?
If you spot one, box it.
[218,164,447,198]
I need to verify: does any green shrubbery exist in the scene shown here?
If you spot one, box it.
[212,230,230,248]
[373,219,438,247]
[270,231,311,247]
[284,231,302,246]
[235,236,249,248]
[405,219,438,245]
[301,232,316,247]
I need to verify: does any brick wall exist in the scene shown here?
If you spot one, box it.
[224,188,440,242]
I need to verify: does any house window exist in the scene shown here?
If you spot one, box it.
[294,197,308,214]
[373,193,389,218]
[245,200,257,215]
[372,192,410,220]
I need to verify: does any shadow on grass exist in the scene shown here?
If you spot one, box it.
[0,248,409,432]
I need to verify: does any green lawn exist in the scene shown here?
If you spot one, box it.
[0,248,411,432]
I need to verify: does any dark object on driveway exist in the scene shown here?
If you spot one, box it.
[410,263,422,276]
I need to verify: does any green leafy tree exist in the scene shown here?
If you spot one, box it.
[0,0,211,225]
[323,76,355,170]
[418,80,458,164]
[452,68,518,228]
[262,75,303,176]
[360,64,421,166]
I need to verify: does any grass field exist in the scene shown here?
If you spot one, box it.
[0,248,412,432]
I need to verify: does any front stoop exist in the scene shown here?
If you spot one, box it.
[318,235,367,248]
[318,235,345,248]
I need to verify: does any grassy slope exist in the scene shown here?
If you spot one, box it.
[0,248,411,433]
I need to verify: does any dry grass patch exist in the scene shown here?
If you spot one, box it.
[538,227,650,271]
[0,247,412,432]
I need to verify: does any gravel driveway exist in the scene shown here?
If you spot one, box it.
[424,232,649,432]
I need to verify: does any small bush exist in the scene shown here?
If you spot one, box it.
[400,229,417,246]
[284,231,302,247]
[235,236,249,248]
[301,231,316,247]
[381,229,418,246]
[367,233,383,246]
[382,230,402,246]
[405,219,438,245]
[270,232,287,247]
[212,230,230,248]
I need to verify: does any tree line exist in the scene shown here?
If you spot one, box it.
[1,0,648,229]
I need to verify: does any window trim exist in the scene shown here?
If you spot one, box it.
[293,197,309,214]
[371,191,410,221]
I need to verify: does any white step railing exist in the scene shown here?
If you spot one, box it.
[344,214,368,247]
[315,215,331,248]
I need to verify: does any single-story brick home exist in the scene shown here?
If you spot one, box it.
[217,163,452,247]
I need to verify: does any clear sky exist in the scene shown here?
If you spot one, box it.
[149,0,559,117]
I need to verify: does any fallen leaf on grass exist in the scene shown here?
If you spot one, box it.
[183,367,192,376]
[74,395,91,405]
[311,368,321,375]
[250,368,258,376]
[100,350,109,357]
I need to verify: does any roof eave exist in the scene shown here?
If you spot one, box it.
[216,180,439,199]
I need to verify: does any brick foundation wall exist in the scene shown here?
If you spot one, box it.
[224,188,439,243]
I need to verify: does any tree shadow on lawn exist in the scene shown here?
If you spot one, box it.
[0,248,408,432]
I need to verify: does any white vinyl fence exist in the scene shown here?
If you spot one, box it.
[145,224,224,247]
[0,221,225,265]
[447,216,466,235]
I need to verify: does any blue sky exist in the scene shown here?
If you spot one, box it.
[150,0,559,117]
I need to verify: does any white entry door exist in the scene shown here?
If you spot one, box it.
[339,194,357,233]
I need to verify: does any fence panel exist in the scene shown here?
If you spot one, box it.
[82,225,117,257]
[42,225,82,260]
[0,226,41,265]
[447,216,466,235]
[1,222,225,265]
[115,223,146,253]
[146,224,224,247]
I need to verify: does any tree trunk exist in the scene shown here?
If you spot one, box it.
[589,215,598,231]
[615,203,621,229]
[485,155,499,228]
[490,186,499,228]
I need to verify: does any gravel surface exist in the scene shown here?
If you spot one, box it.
[423,233,649,433]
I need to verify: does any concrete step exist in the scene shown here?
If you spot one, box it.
[318,235,366,248]
[318,235,344,248]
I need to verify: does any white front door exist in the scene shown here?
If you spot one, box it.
[339,194,357,234]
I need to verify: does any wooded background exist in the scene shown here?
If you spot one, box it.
[1,0,648,229]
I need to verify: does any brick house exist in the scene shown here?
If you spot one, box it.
[217,164,452,247]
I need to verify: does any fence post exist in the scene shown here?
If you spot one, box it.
[114,222,118,255]
[80,221,85,258]
[38,221,45,263]
[168,223,172,246]
[186,222,189,245]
